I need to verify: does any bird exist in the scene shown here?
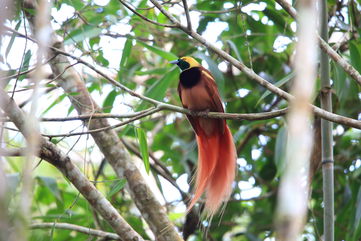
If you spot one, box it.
[170,56,236,216]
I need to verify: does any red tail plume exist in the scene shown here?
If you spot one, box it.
[188,125,236,216]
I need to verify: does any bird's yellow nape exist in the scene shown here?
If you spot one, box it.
[180,56,200,68]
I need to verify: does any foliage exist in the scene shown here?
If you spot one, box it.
[1,0,361,240]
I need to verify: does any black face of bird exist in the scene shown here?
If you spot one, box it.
[170,58,190,71]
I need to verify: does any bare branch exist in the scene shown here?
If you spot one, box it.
[181,0,192,30]
[1,107,287,122]
[42,107,160,137]
[119,0,178,28]
[30,223,120,240]
[0,54,58,82]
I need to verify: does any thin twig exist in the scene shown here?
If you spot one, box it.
[182,0,192,30]
[0,55,58,81]
[42,107,160,137]
[119,0,178,28]
[30,223,120,240]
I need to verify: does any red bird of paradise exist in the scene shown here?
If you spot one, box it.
[171,56,236,215]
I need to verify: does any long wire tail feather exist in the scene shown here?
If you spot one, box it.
[205,126,236,216]
[187,133,219,211]
[188,125,236,216]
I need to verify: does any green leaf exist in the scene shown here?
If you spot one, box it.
[137,67,178,111]
[135,127,150,174]
[20,50,32,73]
[353,186,361,241]
[135,67,168,76]
[137,41,178,61]
[89,36,100,48]
[5,20,22,58]
[108,179,127,198]
[95,50,109,66]
[333,62,358,102]
[257,72,295,106]
[349,41,361,73]
[64,25,102,45]
[120,38,133,69]
[168,212,184,221]
[275,126,287,176]
[263,8,292,35]
[102,89,117,113]
[226,40,243,62]
[36,176,62,202]
[63,0,84,10]
[42,94,66,114]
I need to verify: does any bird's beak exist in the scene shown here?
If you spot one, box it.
[169,59,179,65]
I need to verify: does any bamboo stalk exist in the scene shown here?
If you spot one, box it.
[320,0,334,239]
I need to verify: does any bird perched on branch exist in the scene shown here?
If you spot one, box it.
[170,56,236,216]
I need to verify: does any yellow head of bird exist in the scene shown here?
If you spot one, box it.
[170,56,200,71]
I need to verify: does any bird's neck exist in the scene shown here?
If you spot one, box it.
[180,67,201,88]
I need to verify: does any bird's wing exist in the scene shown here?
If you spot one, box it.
[178,67,226,135]
[200,67,224,113]
[200,67,225,133]
[178,83,201,135]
